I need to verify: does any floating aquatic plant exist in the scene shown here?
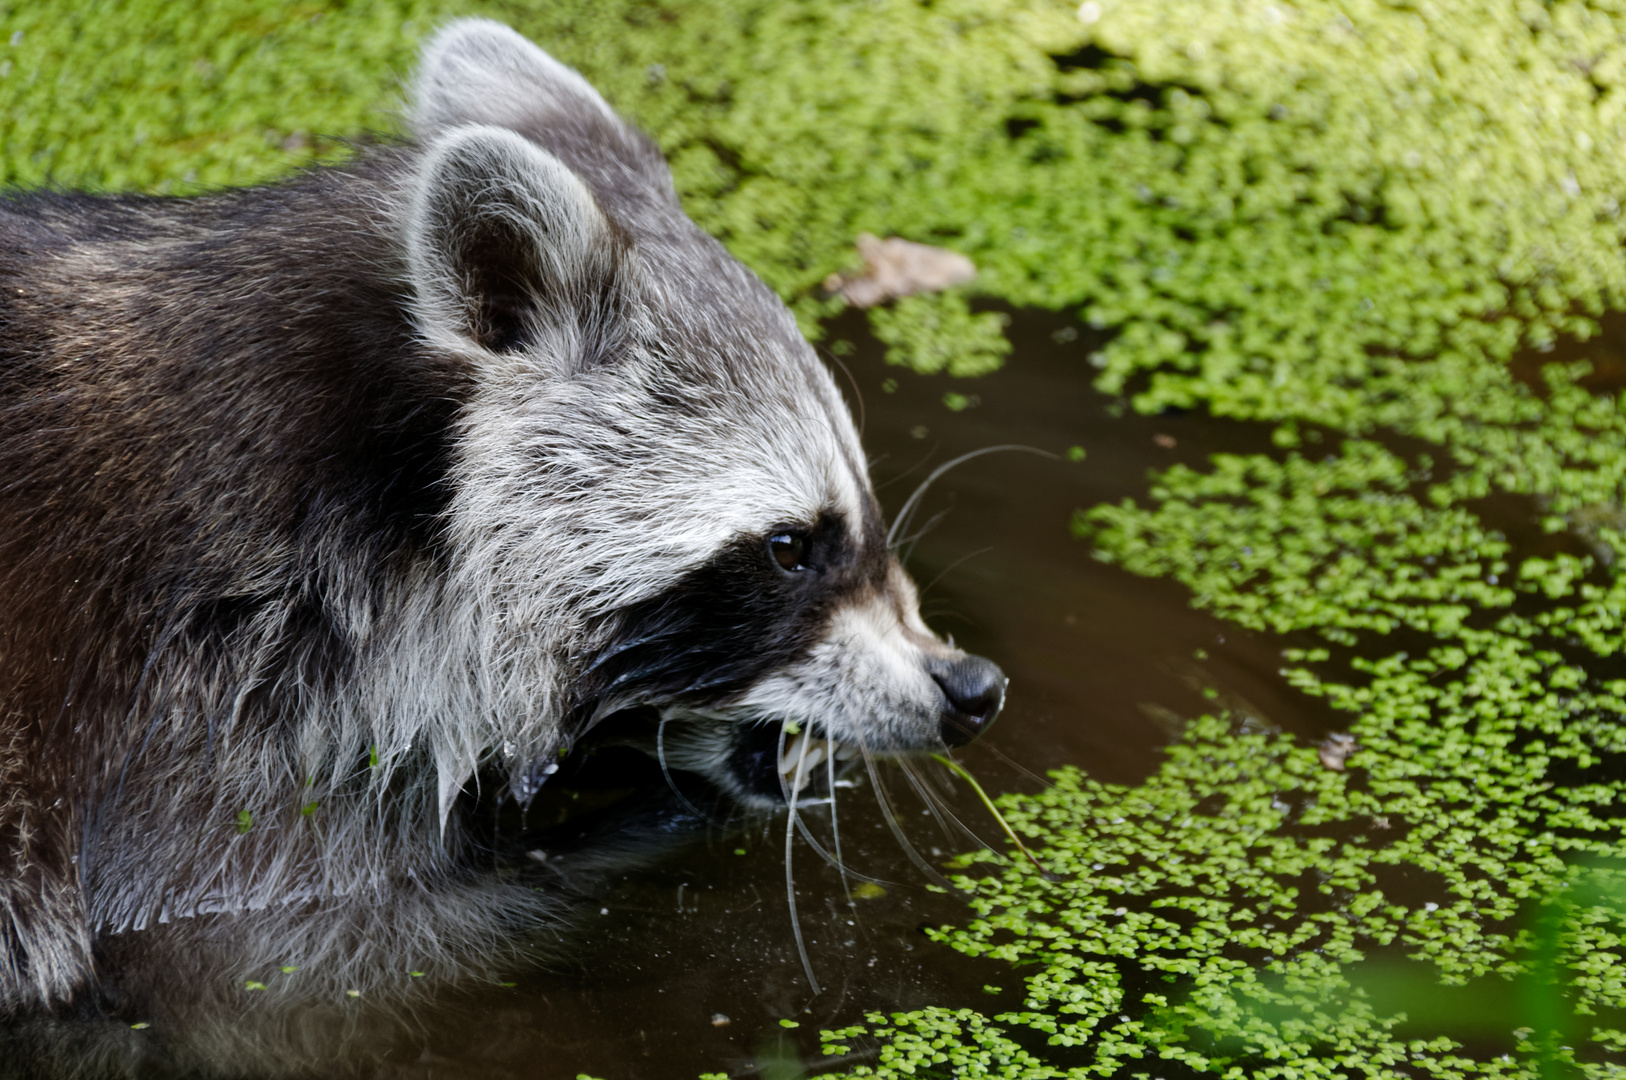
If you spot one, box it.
[13,1,1626,1077]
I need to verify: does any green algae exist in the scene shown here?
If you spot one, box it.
[810,1,1626,1073]
[801,2,1626,1075]
[11,2,1626,1077]
[870,294,1013,379]
[12,0,1626,383]
[0,0,453,193]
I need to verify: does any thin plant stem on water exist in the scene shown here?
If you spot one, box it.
[931,754,1056,881]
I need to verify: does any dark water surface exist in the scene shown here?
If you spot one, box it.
[366,309,1348,1080]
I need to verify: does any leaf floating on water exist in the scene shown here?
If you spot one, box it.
[243,981,265,991]
[824,233,976,308]
[1318,732,1359,770]
[851,881,887,900]
[235,810,253,834]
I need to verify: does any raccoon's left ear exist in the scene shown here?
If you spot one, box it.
[405,125,624,357]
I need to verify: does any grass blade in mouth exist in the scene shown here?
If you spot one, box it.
[931,754,1059,881]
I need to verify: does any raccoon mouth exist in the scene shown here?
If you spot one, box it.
[730,721,860,802]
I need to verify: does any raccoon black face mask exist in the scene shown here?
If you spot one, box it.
[0,19,1005,1022]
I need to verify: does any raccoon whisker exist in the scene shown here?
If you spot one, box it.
[972,740,1053,791]
[775,721,794,805]
[896,508,952,565]
[909,749,958,801]
[875,444,939,494]
[888,501,945,546]
[789,813,876,884]
[825,350,865,437]
[897,756,985,850]
[826,747,852,902]
[886,445,1058,549]
[931,753,1056,880]
[787,804,890,887]
[790,811,834,861]
[811,735,899,888]
[784,740,822,995]
[916,546,995,600]
[861,748,959,894]
[654,713,706,819]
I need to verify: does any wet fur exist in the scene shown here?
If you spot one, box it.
[0,20,989,1069]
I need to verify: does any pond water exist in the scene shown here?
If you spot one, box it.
[355,308,1350,1080]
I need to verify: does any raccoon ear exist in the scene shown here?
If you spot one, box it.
[411,20,672,195]
[413,20,620,139]
[405,125,619,355]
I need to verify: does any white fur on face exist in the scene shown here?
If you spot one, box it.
[648,558,980,807]
[724,583,949,753]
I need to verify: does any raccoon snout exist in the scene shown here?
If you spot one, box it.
[928,654,1008,748]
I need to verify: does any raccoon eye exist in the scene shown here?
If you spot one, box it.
[768,533,807,572]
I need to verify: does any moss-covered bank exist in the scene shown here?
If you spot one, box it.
[8,1,1626,1076]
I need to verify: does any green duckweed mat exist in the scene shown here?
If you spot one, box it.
[8,1,1626,1076]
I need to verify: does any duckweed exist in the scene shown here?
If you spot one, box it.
[807,1,1626,1075]
[11,2,1626,1077]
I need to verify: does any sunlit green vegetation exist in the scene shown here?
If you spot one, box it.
[8,1,1626,1075]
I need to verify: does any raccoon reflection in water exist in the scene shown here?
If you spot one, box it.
[0,16,1009,1065]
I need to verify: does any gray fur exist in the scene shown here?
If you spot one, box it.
[0,19,1003,1061]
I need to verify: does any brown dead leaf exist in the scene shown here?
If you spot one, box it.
[1318,732,1359,770]
[824,233,976,307]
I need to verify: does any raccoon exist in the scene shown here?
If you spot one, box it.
[0,18,1007,1025]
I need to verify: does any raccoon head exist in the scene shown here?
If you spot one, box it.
[400,20,1006,811]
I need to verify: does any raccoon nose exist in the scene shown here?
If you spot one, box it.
[929,654,1008,748]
